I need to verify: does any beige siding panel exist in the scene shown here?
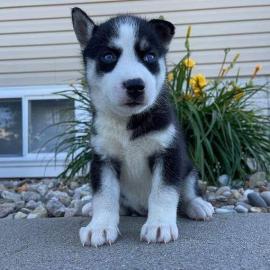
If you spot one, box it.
[1,8,270,34]
[2,32,269,50]
[0,44,80,60]
[1,0,269,21]
[0,0,130,9]
[1,45,269,64]
[0,62,268,87]
[2,18,270,37]
[0,0,269,86]
[0,71,81,86]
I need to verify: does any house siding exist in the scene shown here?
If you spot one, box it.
[0,0,269,87]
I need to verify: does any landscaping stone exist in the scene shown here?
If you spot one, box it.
[15,200,25,210]
[64,208,77,217]
[236,201,252,211]
[20,208,32,215]
[215,208,236,214]
[247,192,268,208]
[0,177,269,219]
[216,186,230,196]
[29,184,48,196]
[235,205,249,213]
[14,211,27,219]
[231,189,241,200]
[207,186,217,192]
[46,197,66,217]
[217,174,230,186]
[25,200,39,210]
[250,207,262,213]
[220,205,235,210]
[260,191,270,206]
[249,172,266,188]
[21,191,41,202]
[27,206,47,219]
[243,189,254,200]
[0,203,15,218]
[46,191,71,206]
[1,191,21,203]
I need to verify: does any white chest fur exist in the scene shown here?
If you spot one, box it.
[91,113,176,211]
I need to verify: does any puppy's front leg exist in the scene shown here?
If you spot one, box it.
[80,157,120,247]
[141,161,179,243]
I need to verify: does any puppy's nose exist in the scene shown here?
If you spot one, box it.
[123,78,145,100]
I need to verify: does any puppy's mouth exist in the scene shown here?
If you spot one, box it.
[124,101,143,107]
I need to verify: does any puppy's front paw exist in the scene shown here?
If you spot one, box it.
[79,223,118,247]
[140,222,178,243]
[185,197,214,221]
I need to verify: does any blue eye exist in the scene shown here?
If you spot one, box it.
[101,53,117,63]
[143,53,156,63]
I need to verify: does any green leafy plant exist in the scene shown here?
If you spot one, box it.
[52,83,93,181]
[54,26,270,185]
[168,26,270,185]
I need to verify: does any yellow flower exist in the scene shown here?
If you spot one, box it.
[193,87,202,97]
[184,58,196,69]
[167,72,174,81]
[251,64,262,79]
[190,73,207,91]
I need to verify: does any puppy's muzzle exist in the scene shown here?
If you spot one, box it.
[123,78,145,105]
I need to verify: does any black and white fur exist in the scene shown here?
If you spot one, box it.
[71,8,214,247]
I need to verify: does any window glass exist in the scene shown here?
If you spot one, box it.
[0,99,22,156]
[28,99,74,153]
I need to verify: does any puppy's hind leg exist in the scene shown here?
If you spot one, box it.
[181,170,214,221]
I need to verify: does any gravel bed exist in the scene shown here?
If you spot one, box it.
[0,172,269,219]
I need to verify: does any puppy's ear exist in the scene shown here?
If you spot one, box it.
[72,7,95,49]
[149,19,175,48]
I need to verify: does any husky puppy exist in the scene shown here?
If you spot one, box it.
[71,7,214,247]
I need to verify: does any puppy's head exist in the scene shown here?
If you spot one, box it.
[72,8,175,117]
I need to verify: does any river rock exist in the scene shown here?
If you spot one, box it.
[207,186,217,192]
[15,200,25,210]
[247,192,268,207]
[25,200,39,210]
[27,205,47,219]
[236,201,252,210]
[260,191,270,206]
[216,186,231,196]
[69,181,79,190]
[235,204,248,213]
[46,197,65,217]
[29,184,48,196]
[243,189,254,200]
[250,207,262,213]
[14,211,27,219]
[46,191,71,206]
[21,191,41,202]
[249,172,266,188]
[74,184,92,199]
[217,175,230,186]
[0,203,15,218]
[1,191,21,202]
[64,208,77,217]
[215,208,236,214]
[231,189,241,200]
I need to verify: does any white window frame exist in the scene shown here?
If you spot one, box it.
[0,84,80,178]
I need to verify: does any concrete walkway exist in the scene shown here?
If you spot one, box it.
[0,214,269,270]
